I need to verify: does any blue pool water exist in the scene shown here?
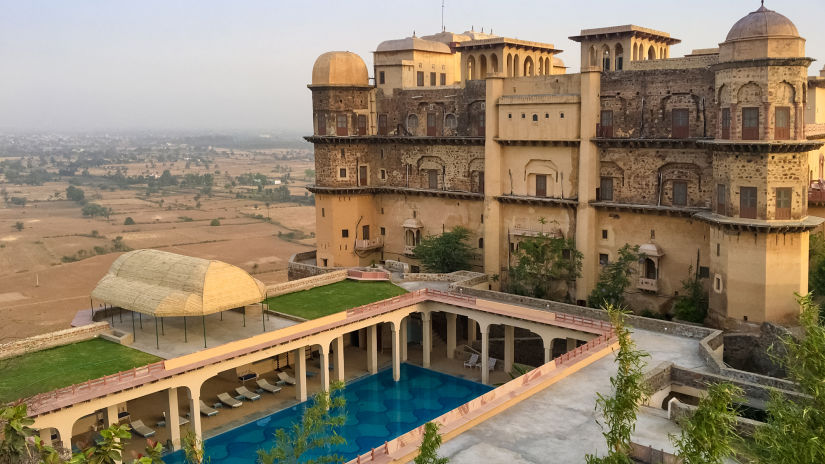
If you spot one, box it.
[163,364,492,463]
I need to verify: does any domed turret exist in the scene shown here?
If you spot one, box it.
[725,5,799,41]
[311,51,369,87]
[719,4,805,62]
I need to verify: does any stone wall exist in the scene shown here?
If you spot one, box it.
[627,54,719,71]
[0,322,111,360]
[668,397,763,437]
[723,322,788,378]
[287,250,342,280]
[267,270,348,298]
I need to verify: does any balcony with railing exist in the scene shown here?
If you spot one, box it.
[354,236,384,251]
[637,278,658,293]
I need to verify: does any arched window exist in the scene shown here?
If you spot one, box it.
[645,258,657,279]
[632,43,638,61]
[405,230,416,246]
[615,44,624,70]
[544,57,551,75]
[479,54,488,78]
[506,53,513,77]
[490,54,499,73]
[524,56,534,76]
[407,114,419,135]
[648,46,656,60]
[513,54,521,77]
[444,113,457,130]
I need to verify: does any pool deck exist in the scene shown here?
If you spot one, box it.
[438,328,706,463]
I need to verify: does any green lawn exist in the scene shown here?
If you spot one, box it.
[265,280,408,319]
[0,338,162,403]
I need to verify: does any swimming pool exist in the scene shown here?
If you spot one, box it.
[163,363,493,463]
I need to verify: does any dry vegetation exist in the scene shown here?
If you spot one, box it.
[0,147,316,340]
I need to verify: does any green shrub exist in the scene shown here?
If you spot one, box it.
[210,219,221,226]
[123,217,135,225]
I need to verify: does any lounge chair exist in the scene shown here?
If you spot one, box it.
[235,386,261,401]
[217,392,243,408]
[162,411,190,426]
[277,371,297,385]
[463,353,479,368]
[488,358,497,371]
[257,379,282,394]
[199,400,219,417]
[130,420,155,438]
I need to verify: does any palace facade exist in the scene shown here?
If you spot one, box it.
[306,5,825,327]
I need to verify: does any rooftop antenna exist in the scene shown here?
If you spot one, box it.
[441,0,445,32]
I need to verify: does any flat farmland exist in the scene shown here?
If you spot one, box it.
[0,151,316,340]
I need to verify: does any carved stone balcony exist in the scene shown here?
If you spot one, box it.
[637,278,658,293]
[404,245,416,256]
[354,236,384,251]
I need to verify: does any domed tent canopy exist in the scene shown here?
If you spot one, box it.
[92,249,266,318]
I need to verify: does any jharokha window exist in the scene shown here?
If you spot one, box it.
[775,187,792,220]
[599,110,613,138]
[357,115,367,136]
[740,186,757,219]
[672,181,687,206]
[742,108,759,140]
[672,109,689,138]
[775,107,790,140]
[721,108,730,139]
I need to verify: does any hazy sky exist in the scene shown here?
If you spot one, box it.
[1,1,824,134]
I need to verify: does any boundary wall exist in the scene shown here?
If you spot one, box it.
[0,322,111,361]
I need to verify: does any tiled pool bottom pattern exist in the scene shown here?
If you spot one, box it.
[164,364,493,464]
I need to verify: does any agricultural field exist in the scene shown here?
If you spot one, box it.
[0,145,317,340]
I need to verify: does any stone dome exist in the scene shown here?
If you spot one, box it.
[311,51,369,87]
[725,5,799,42]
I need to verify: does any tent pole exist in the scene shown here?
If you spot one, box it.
[139,313,143,329]
[161,317,165,335]
[202,316,207,349]
[90,297,94,318]
[110,305,114,326]
[220,311,223,321]
[243,307,246,327]
[131,311,135,339]
[119,307,122,323]
[184,316,188,343]
[261,299,266,332]
[155,317,159,350]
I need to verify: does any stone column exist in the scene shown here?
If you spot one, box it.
[504,325,514,373]
[391,323,401,382]
[544,346,553,364]
[468,319,477,344]
[400,318,408,362]
[295,346,307,402]
[187,388,202,444]
[366,325,378,374]
[167,388,181,450]
[567,338,578,352]
[422,312,431,368]
[332,336,345,382]
[446,313,457,359]
[319,342,330,392]
[55,422,74,453]
[39,428,53,447]
[481,325,490,385]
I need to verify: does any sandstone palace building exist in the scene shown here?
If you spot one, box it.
[306,5,825,327]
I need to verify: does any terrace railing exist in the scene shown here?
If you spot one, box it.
[25,287,613,417]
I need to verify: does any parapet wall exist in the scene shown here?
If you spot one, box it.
[0,322,111,361]
[627,54,718,71]
[266,270,349,297]
[286,250,342,280]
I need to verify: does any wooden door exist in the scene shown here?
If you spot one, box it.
[775,187,791,219]
[740,186,757,219]
[600,110,613,137]
[378,114,388,136]
[427,112,437,136]
[336,114,348,136]
[775,107,790,140]
[362,225,370,241]
[742,108,759,140]
[535,175,547,197]
[672,109,689,138]
[317,113,326,135]
[428,170,438,189]
[359,166,367,186]
[357,115,367,136]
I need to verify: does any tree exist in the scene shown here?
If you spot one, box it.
[672,267,708,323]
[508,234,582,301]
[0,403,35,464]
[751,293,825,463]
[72,424,132,464]
[182,430,208,464]
[670,382,743,464]
[82,203,112,219]
[210,219,220,226]
[414,227,475,273]
[66,185,85,203]
[414,422,448,464]
[586,305,650,464]
[14,222,23,231]
[257,381,347,464]
[123,217,135,226]
[587,245,640,309]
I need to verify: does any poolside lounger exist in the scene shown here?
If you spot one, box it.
[162,411,190,426]
[218,392,243,408]
[235,386,261,401]
[257,379,283,394]
[463,353,479,368]
[199,400,219,417]
[488,358,497,371]
[277,371,297,385]
[130,420,155,438]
